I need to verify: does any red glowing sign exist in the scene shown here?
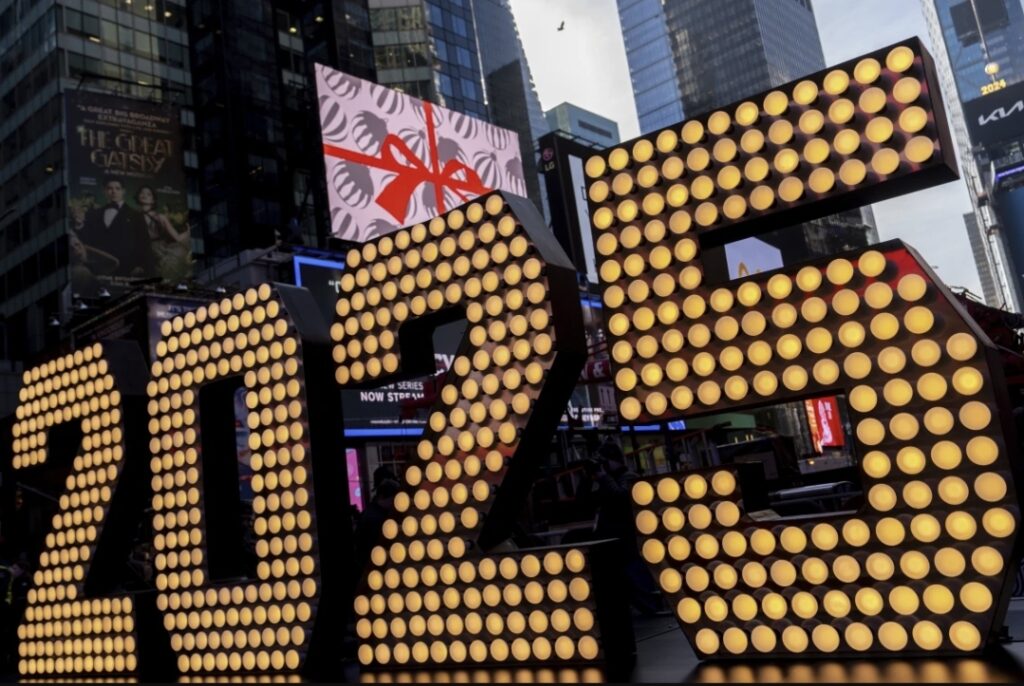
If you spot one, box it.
[805,396,845,453]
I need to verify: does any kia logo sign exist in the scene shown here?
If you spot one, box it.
[964,79,1024,148]
[977,99,1024,126]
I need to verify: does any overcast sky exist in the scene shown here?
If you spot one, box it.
[509,0,984,295]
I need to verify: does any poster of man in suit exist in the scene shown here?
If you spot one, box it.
[66,91,192,295]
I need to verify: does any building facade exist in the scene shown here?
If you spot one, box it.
[615,0,878,265]
[187,0,376,262]
[366,0,547,216]
[964,211,1001,303]
[368,1,486,117]
[544,101,621,148]
[471,0,548,215]
[0,0,195,366]
[925,0,1024,310]
[664,0,825,117]
[616,0,684,133]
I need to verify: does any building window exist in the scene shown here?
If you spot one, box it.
[451,15,468,37]
[578,119,613,139]
[64,8,100,40]
[438,73,453,96]
[427,3,445,28]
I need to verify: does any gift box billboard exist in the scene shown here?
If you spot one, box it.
[315,64,527,241]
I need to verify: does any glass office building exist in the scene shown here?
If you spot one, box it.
[615,0,877,265]
[188,0,376,260]
[472,0,548,213]
[925,0,1024,309]
[544,102,621,148]
[666,0,824,116]
[0,0,195,369]
[368,0,487,118]
[616,0,684,133]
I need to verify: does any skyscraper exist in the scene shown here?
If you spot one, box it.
[544,102,621,148]
[964,211,1000,303]
[615,0,878,264]
[472,0,548,213]
[365,0,546,215]
[187,0,376,262]
[368,1,487,117]
[665,0,826,116]
[616,0,684,133]
[0,0,195,363]
[924,0,1024,310]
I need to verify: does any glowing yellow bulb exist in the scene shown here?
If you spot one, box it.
[905,135,935,163]
[839,158,867,185]
[799,109,825,134]
[768,119,794,145]
[657,129,679,153]
[824,69,849,94]
[695,202,718,226]
[859,86,887,113]
[763,90,788,115]
[899,106,928,133]
[712,138,737,162]
[681,120,705,144]
[774,148,800,174]
[608,148,629,170]
[808,167,835,194]
[741,128,765,153]
[866,116,894,143]
[913,621,943,650]
[584,156,606,178]
[861,450,889,478]
[778,177,804,202]
[975,472,1007,502]
[887,45,916,72]
[833,129,860,155]
[828,98,855,124]
[893,75,922,103]
[684,144,709,174]
[749,184,774,211]
[735,101,759,125]
[633,138,654,162]
[973,546,1004,576]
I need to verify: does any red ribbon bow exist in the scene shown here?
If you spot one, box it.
[323,101,491,224]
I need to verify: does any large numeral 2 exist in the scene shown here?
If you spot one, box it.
[8,341,169,677]
[335,193,632,668]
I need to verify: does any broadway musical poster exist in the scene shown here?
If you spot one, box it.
[66,91,192,295]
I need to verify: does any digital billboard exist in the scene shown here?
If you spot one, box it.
[66,91,192,295]
[316,64,526,241]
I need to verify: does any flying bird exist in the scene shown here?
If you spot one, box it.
[557,20,565,31]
